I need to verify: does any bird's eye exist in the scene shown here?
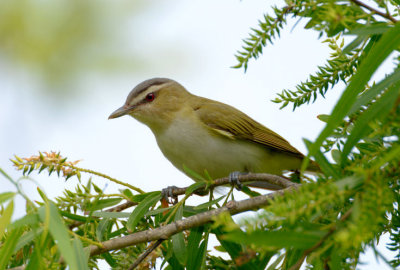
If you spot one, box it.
[145,93,155,102]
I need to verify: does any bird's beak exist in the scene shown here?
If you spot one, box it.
[108,105,134,119]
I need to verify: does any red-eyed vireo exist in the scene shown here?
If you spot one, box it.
[109,78,319,190]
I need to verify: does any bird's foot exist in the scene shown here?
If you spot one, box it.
[161,186,179,205]
[228,171,246,191]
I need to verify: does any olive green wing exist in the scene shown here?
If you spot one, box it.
[194,99,304,157]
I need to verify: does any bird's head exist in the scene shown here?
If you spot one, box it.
[109,78,191,131]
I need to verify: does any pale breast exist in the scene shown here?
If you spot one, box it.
[154,113,301,180]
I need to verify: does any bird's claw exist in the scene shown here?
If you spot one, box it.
[161,185,178,204]
[229,171,243,191]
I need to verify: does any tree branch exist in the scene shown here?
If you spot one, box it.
[350,0,397,23]
[128,239,164,270]
[85,184,299,257]
[69,173,293,229]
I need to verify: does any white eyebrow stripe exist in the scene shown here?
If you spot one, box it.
[127,83,171,106]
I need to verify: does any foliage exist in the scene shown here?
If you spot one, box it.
[1,0,400,269]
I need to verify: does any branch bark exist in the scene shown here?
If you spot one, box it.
[69,173,293,229]
[350,0,397,23]
[86,184,299,257]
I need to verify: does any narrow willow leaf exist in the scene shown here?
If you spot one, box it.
[306,23,400,170]
[87,198,122,211]
[224,230,326,249]
[304,139,340,179]
[26,242,45,270]
[331,149,341,164]
[193,195,225,210]
[348,68,400,116]
[9,213,40,230]
[61,211,89,222]
[341,81,400,163]
[96,218,110,242]
[183,164,206,181]
[212,227,241,259]
[14,228,44,252]
[146,206,173,216]
[267,254,285,270]
[172,205,186,265]
[72,237,89,270]
[371,144,400,170]
[38,202,78,270]
[127,192,161,231]
[195,238,208,270]
[0,227,23,269]
[0,192,15,205]
[346,24,391,36]
[92,211,130,219]
[187,226,204,270]
[342,36,365,54]
[185,182,206,195]
[102,252,118,267]
[0,200,14,238]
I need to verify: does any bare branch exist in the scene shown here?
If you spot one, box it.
[350,0,397,23]
[69,173,293,229]
[86,184,299,257]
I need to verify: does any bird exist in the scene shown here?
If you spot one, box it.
[109,78,319,191]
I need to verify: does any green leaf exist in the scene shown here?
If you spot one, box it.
[61,211,90,222]
[72,237,89,270]
[212,227,242,259]
[185,182,206,195]
[342,36,365,54]
[370,144,400,170]
[348,68,400,116]
[0,227,24,269]
[317,114,330,123]
[285,248,304,269]
[14,228,44,252]
[26,241,45,270]
[101,252,118,267]
[96,218,111,242]
[129,191,160,203]
[224,230,326,249]
[346,24,390,36]
[193,195,225,210]
[304,139,340,179]
[127,192,162,231]
[187,226,205,270]
[334,175,364,191]
[146,206,173,216]
[267,254,285,270]
[87,198,122,211]
[0,200,14,238]
[92,211,130,219]
[305,22,400,170]
[10,213,40,230]
[38,202,79,270]
[341,81,400,163]
[183,164,206,181]
[331,149,341,164]
[172,205,186,265]
[0,192,15,205]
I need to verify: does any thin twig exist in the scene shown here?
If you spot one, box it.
[350,0,397,23]
[128,239,164,270]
